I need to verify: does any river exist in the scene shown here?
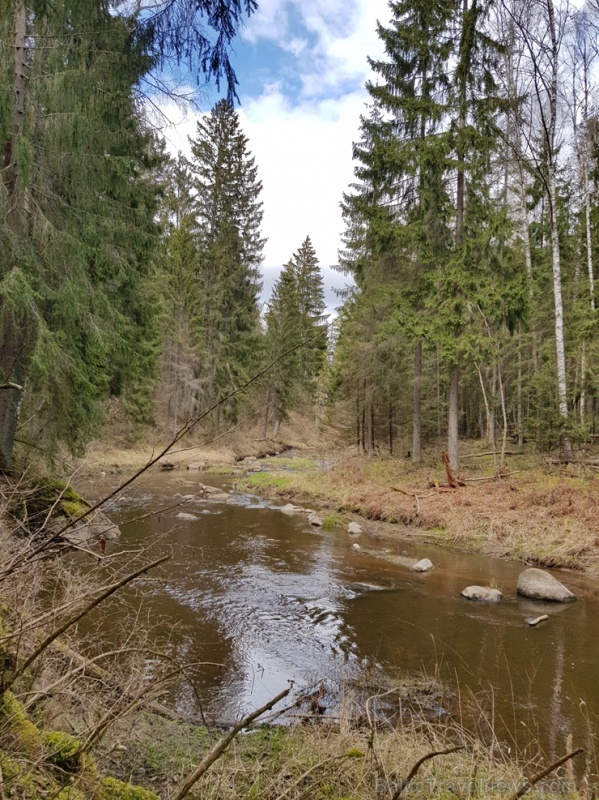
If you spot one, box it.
[88,469,599,765]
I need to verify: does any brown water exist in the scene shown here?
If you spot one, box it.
[92,471,599,761]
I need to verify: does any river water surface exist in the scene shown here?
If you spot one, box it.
[91,469,599,763]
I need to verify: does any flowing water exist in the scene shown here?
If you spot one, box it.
[88,469,599,761]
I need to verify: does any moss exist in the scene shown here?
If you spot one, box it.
[43,730,84,772]
[345,748,365,758]
[61,499,89,518]
[100,776,160,800]
[0,690,42,754]
[10,478,90,532]
[0,751,56,797]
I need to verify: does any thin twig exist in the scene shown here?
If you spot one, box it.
[170,686,292,800]
[464,471,521,482]
[390,746,465,800]
[8,556,169,685]
[508,748,583,800]
[0,327,328,582]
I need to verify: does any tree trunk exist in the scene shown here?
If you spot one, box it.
[0,0,28,472]
[548,168,570,458]
[448,369,460,471]
[263,387,271,438]
[447,0,468,472]
[412,341,422,464]
[517,328,524,448]
[388,401,394,456]
[369,397,375,453]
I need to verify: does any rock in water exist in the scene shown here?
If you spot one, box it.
[280,503,302,514]
[517,568,576,603]
[176,512,198,521]
[308,513,323,527]
[526,614,549,627]
[347,522,363,535]
[461,585,502,602]
[410,558,434,572]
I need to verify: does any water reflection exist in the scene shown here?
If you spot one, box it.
[93,471,598,758]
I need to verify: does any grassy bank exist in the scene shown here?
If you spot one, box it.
[238,449,599,571]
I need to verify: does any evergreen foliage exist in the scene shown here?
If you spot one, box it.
[0,2,162,467]
[188,99,265,424]
[0,0,257,469]
[291,236,328,387]
[263,238,328,434]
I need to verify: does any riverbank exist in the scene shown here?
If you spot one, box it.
[236,449,599,572]
[73,435,599,571]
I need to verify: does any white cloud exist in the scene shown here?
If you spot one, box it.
[237,89,365,270]
[241,0,290,44]
[157,0,391,306]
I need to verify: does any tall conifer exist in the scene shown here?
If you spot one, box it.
[188,99,265,423]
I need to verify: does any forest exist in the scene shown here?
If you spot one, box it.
[2,1,599,798]
[2,0,599,474]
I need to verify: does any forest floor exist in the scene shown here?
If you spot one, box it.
[75,420,599,572]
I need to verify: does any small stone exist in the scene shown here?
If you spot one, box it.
[187,462,207,470]
[461,585,503,602]
[347,522,363,536]
[527,614,549,627]
[517,568,576,603]
[410,558,434,572]
[352,543,362,550]
[176,512,198,521]
[308,513,323,527]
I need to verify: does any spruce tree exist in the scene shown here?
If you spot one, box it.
[291,236,328,388]
[188,99,265,423]
[339,0,455,462]
[158,155,205,435]
[263,261,303,434]
[0,2,162,468]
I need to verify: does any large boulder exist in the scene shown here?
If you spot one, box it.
[461,585,502,602]
[517,568,576,603]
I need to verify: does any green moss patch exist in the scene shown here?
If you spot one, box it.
[0,691,42,754]
[10,478,90,532]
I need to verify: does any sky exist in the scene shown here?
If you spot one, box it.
[158,0,391,310]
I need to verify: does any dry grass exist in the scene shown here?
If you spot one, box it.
[101,700,586,800]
